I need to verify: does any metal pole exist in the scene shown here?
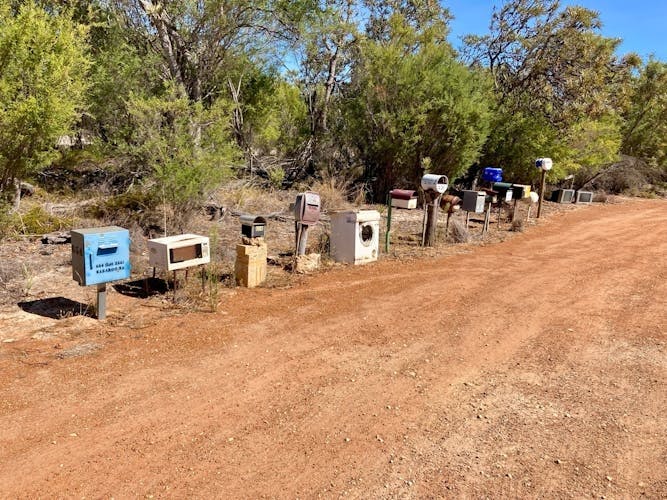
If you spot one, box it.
[297,225,309,255]
[96,283,107,320]
[537,168,547,218]
[385,194,392,253]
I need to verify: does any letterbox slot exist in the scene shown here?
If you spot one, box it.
[97,245,118,255]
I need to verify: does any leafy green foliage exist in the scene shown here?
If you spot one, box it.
[622,60,667,170]
[347,13,491,196]
[0,2,89,193]
[126,87,241,232]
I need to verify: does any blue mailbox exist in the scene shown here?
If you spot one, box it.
[71,226,131,286]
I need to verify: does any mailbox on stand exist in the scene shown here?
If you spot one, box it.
[294,192,321,256]
[71,226,131,320]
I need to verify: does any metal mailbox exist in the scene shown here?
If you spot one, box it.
[511,184,531,200]
[481,167,503,183]
[148,234,210,271]
[462,190,486,213]
[421,174,449,194]
[389,189,417,209]
[493,182,514,202]
[535,157,553,171]
[240,215,267,239]
[71,226,131,286]
[295,192,321,225]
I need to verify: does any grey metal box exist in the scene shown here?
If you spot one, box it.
[462,190,486,213]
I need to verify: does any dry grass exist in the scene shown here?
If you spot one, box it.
[448,218,470,243]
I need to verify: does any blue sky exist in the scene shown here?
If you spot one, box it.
[445,0,667,61]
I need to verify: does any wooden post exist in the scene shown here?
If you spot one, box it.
[385,194,392,253]
[537,168,547,218]
[423,193,440,247]
[483,203,491,233]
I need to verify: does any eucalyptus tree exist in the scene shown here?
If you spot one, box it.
[346,5,491,196]
[463,0,637,182]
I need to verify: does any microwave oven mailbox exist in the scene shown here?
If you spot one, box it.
[148,234,211,271]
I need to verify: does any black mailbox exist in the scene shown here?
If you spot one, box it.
[240,215,267,239]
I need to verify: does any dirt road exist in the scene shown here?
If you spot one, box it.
[1,199,666,498]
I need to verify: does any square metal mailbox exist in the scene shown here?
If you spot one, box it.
[492,182,514,202]
[71,226,131,286]
[240,215,267,239]
[148,234,210,271]
[462,190,486,213]
[295,192,321,225]
[512,184,531,199]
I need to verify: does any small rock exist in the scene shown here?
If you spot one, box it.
[2,339,16,343]
[606,476,612,482]
[227,437,234,442]
[408,371,416,378]
[344,437,351,443]
[555,459,562,465]
[506,473,513,479]
[69,433,77,437]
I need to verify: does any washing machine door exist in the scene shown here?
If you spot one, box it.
[359,223,375,246]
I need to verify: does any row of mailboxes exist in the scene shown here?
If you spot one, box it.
[72,192,322,288]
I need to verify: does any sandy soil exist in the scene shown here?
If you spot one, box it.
[0,198,666,498]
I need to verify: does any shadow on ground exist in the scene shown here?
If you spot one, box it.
[18,297,94,319]
[113,278,171,298]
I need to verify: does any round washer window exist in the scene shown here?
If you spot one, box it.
[360,224,374,246]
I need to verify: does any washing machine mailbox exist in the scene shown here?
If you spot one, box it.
[295,192,321,225]
[330,210,380,265]
[148,234,210,271]
[240,215,267,239]
[420,174,449,194]
[71,226,131,286]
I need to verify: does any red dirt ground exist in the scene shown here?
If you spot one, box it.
[1,198,666,498]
